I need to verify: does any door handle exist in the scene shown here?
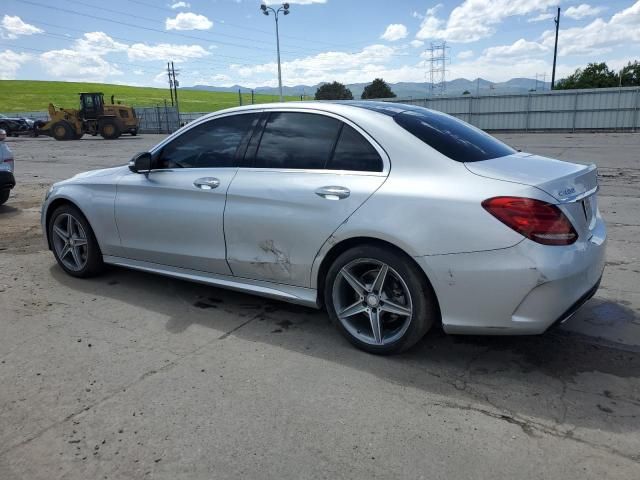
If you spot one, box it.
[194,177,220,190]
[315,186,350,200]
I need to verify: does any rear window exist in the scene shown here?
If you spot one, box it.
[394,110,515,162]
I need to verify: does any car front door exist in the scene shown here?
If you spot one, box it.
[224,110,388,287]
[115,112,259,274]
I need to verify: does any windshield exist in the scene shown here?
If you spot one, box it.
[394,109,516,162]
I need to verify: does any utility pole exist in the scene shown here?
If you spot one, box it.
[551,7,561,90]
[167,62,174,106]
[171,61,180,112]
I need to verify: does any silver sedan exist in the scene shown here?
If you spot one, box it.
[42,102,606,354]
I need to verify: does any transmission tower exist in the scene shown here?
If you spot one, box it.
[426,41,449,97]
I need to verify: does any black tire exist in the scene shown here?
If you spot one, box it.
[48,204,104,278]
[52,121,74,141]
[0,123,8,134]
[99,119,121,140]
[324,244,438,355]
[73,132,84,140]
[0,189,10,206]
[130,129,138,136]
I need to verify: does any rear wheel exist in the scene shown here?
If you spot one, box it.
[99,119,121,140]
[324,245,438,355]
[130,129,138,136]
[52,121,73,141]
[0,189,10,205]
[48,204,104,277]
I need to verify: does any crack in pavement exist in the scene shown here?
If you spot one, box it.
[0,309,264,458]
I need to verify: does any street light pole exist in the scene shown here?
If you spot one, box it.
[261,3,290,102]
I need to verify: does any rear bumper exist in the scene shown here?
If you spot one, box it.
[415,217,606,335]
[0,171,15,190]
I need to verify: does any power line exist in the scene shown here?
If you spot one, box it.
[125,0,379,51]
[19,0,305,57]
[20,20,264,67]
[22,0,407,62]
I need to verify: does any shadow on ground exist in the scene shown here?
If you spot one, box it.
[50,263,640,438]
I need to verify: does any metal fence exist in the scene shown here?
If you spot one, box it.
[1,106,181,134]
[4,86,640,133]
[387,86,640,132]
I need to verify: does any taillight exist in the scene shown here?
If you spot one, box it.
[482,196,577,246]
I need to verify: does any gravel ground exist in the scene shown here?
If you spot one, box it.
[0,133,639,480]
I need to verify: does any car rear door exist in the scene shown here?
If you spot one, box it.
[224,110,388,287]
[114,112,259,274]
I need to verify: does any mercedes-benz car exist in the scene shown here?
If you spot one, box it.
[41,102,606,354]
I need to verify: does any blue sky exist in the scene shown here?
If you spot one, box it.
[1,0,639,88]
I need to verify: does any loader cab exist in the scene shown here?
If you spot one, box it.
[79,93,105,120]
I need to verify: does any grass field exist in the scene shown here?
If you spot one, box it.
[0,80,299,113]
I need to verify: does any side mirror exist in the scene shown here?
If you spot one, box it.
[129,152,152,173]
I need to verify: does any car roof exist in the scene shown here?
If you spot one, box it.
[203,100,430,121]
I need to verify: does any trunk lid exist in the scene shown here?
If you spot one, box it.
[464,152,598,203]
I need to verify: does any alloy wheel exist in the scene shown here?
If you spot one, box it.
[51,213,89,271]
[332,258,413,346]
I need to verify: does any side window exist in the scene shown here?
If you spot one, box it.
[328,125,383,172]
[254,112,341,169]
[158,113,257,169]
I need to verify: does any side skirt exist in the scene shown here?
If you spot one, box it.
[103,255,320,308]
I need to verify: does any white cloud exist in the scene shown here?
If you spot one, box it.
[40,49,123,82]
[229,44,396,87]
[528,12,555,23]
[565,4,606,20]
[166,12,213,31]
[74,31,128,55]
[381,24,408,41]
[410,39,424,48]
[170,1,190,9]
[0,15,43,39]
[426,4,443,16]
[128,43,210,62]
[457,49,474,59]
[0,50,31,79]
[482,39,548,60]
[416,0,557,43]
[541,1,640,56]
[39,32,127,82]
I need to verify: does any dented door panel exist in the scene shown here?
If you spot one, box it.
[224,169,386,287]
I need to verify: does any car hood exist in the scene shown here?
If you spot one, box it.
[55,165,129,186]
[464,152,598,202]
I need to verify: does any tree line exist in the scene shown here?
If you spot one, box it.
[312,60,640,100]
[555,61,640,89]
[314,78,396,100]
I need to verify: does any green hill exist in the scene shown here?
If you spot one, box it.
[0,80,298,113]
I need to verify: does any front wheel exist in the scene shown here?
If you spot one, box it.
[52,121,73,141]
[324,245,438,355]
[48,204,104,277]
[99,119,121,140]
[0,189,9,205]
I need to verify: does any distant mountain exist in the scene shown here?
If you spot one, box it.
[185,77,552,98]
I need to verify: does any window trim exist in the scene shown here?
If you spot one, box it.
[150,111,262,171]
[241,108,389,176]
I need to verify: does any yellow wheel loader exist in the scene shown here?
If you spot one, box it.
[38,93,139,141]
